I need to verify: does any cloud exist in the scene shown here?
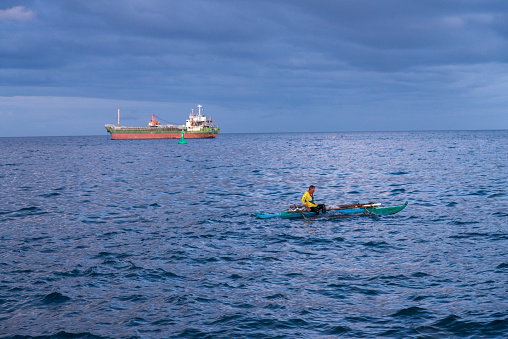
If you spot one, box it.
[0,0,507,135]
[0,6,34,22]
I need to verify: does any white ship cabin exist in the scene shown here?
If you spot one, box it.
[185,105,214,131]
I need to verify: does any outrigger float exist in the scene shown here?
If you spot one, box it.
[256,201,408,219]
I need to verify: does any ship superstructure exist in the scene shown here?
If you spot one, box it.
[185,105,216,132]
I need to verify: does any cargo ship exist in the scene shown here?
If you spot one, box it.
[105,105,220,140]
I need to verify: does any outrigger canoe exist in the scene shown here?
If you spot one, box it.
[256,201,408,219]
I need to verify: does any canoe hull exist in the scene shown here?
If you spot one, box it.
[256,201,408,219]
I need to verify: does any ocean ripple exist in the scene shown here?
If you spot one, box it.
[0,131,507,337]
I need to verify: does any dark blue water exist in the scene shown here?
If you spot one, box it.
[1,131,507,338]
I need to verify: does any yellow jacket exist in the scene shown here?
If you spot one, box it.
[301,191,317,208]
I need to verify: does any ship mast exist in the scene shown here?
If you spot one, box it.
[118,109,120,126]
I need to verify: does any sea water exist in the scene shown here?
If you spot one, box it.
[0,131,507,337]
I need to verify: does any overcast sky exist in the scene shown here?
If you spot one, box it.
[1,0,507,136]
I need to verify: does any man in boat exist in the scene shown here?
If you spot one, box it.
[302,185,326,215]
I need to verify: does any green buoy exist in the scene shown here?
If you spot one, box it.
[178,130,187,144]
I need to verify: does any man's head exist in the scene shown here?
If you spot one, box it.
[309,185,315,193]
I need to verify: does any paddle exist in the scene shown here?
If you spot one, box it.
[300,204,311,220]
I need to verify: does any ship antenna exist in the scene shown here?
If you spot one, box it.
[118,109,120,126]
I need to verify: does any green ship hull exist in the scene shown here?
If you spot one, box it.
[105,126,220,140]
